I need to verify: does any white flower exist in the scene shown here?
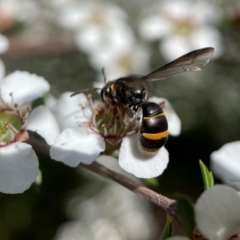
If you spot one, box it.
[195,185,240,240]
[50,92,181,178]
[0,71,54,194]
[90,43,150,81]
[166,185,240,240]
[139,0,222,61]
[56,1,134,56]
[0,34,9,79]
[210,141,240,184]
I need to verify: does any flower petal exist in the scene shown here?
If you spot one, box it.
[27,106,61,145]
[0,142,39,194]
[149,97,181,136]
[0,34,9,54]
[1,71,50,105]
[160,36,193,62]
[139,15,172,41]
[195,185,240,240]
[50,127,105,167]
[119,133,169,178]
[55,92,91,130]
[210,141,240,183]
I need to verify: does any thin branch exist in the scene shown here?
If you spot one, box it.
[27,137,177,217]
[2,37,76,58]
[83,161,177,215]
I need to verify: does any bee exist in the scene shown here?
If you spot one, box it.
[71,47,214,154]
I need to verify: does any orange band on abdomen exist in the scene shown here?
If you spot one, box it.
[142,130,168,140]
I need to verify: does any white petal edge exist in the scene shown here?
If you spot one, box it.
[0,34,9,54]
[149,97,181,136]
[195,185,240,240]
[119,133,169,178]
[0,142,39,194]
[27,105,61,145]
[210,141,240,183]
[0,58,5,80]
[139,15,173,41]
[1,71,50,105]
[50,127,106,167]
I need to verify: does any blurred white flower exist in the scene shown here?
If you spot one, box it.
[50,92,181,178]
[139,0,222,61]
[56,1,135,55]
[195,185,240,240]
[210,141,240,184]
[0,34,9,79]
[0,71,54,194]
[0,0,40,24]
[54,156,158,240]
[90,43,150,81]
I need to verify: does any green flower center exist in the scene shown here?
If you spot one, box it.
[0,111,22,143]
[90,10,106,26]
[175,21,193,36]
[93,106,139,147]
[117,54,133,72]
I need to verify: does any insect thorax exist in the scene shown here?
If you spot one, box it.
[101,77,148,112]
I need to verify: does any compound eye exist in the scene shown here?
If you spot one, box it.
[100,88,106,102]
[101,86,111,102]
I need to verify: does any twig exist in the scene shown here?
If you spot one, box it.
[2,37,76,58]
[83,161,177,215]
[27,137,178,217]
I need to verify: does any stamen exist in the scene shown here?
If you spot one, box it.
[91,125,100,133]
[79,104,85,109]
[102,124,108,136]
[80,105,91,120]
[9,92,14,106]
[92,111,97,128]
[126,130,138,136]
[5,122,19,135]
[87,94,94,112]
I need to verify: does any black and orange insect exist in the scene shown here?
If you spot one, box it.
[72,47,214,154]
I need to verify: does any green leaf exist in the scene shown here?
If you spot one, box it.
[160,214,174,240]
[199,160,214,189]
[175,194,195,237]
[34,170,42,186]
[145,177,159,187]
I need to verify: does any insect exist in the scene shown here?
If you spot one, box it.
[71,47,214,154]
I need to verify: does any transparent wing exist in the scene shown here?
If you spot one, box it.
[142,47,214,81]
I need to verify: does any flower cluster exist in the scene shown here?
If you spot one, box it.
[0,71,53,194]
[54,1,150,80]
[139,0,222,61]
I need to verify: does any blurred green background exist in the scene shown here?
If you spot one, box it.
[1,0,240,239]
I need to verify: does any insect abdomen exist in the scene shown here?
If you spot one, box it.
[139,102,168,155]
